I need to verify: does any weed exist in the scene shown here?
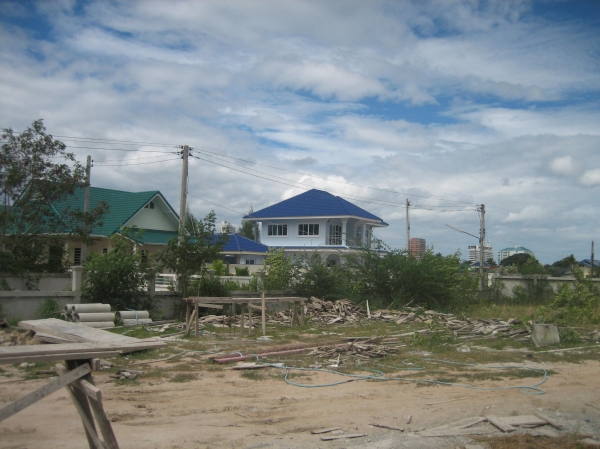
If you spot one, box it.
[114,378,141,386]
[240,370,265,381]
[170,373,196,383]
[37,297,60,319]
[559,327,582,344]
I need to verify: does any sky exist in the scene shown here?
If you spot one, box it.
[1,0,599,264]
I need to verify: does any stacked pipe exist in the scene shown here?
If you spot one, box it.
[63,303,115,328]
[116,311,153,327]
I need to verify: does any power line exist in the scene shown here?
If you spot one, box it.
[65,145,176,153]
[194,147,476,206]
[94,157,181,167]
[191,154,475,213]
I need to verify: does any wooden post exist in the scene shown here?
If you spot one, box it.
[240,304,245,332]
[194,300,199,338]
[261,291,266,337]
[185,300,190,330]
[291,302,297,326]
[299,300,305,326]
[248,303,253,334]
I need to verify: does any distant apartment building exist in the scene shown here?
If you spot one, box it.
[409,238,426,259]
[220,221,236,234]
[468,244,494,263]
[497,245,534,263]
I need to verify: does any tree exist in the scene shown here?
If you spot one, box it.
[83,230,154,310]
[295,251,348,300]
[545,254,577,276]
[500,253,532,269]
[238,206,260,242]
[0,119,107,275]
[155,211,226,297]
[261,248,299,291]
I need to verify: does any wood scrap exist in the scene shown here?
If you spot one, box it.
[426,397,467,406]
[320,433,367,441]
[370,423,404,432]
[311,427,341,434]
[486,415,516,432]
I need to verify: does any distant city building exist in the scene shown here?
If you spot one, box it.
[220,221,236,234]
[498,245,534,263]
[468,244,493,263]
[409,238,426,259]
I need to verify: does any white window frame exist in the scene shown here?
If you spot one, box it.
[298,223,320,237]
[245,259,255,265]
[267,224,288,237]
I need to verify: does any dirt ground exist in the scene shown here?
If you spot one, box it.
[1,346,600,449]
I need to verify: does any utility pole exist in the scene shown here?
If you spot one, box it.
[406,199,411,255]
[179,145,190,239]
[478,204,486,291]
[81,155,91,264]
[592,241,595,278]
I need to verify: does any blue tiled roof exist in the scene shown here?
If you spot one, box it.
[215,234,269,253]
[244,189,387,225]
[579,259,600,267]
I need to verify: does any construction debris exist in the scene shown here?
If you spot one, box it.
[320,433,367,441]
[307,340,400,364]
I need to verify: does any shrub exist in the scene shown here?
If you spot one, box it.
[235,266,250,276]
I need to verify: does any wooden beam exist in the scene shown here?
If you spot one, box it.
[1,351,121,365]
[197,304,223,309]
[194,301,199,338]
[0,363,91,423]
[247,304,263,310]
[486,415,516,433]
[261,291,266,337]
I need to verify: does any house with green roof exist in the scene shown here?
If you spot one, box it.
[53,186,180,264]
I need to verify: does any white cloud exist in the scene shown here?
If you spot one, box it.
[580,169,600,187]
[549,156,578,176]
[503,206,545,223]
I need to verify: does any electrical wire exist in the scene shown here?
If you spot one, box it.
[94,157,181,167]
[194,147,477,206]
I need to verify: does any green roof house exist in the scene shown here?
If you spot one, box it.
[52,186,180,264]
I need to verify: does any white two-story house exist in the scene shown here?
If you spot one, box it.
[243,189,388,264]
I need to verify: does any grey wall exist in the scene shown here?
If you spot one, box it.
[490,274,600,296]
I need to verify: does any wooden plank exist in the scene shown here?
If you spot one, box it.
[320,433,367,441]
[534,412,563,430]
[261,291,266,337]
[78,368,119,449]
[486,415,516,433]
[1,351,121,365]
[194,301,199,338]
[73,379,102,402]
[311,427,341,434]
[19,319,136,344]
[0,363,91,423]
[184,309,196,336]
[0,341,163,358]
[247,304,263,310]
[370,423,404,432]
[419,427,493,437]
[502,415,547,427]
[59,363,104,449]
[198,304,223,309]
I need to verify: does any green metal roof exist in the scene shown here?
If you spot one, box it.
[124,229,179,245]
[52,186,178,237]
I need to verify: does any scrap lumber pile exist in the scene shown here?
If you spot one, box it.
[303,297,366,324]
[308,338,400,364]
[0,328,38,346]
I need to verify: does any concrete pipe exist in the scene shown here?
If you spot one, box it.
[76,312,116,322]
[122,318,153,327]
[71,303,111,314]
[80,322,116,329]
[64,304,74,315]
[117,311,150,320]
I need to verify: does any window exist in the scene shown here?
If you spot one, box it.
[355,225,362,243]
[329,224,342,245]
[298,223,319,236]
[245,259,255,265]
[73,248,82,265]
[267,224,287,236]
[103,248,108,254]
[144,201,155,209]
[141,250,148,264]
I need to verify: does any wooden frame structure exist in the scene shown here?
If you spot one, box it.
[0,320,166,449]
[184,292,306,337]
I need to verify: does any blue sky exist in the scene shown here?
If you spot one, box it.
[1,0,599,264]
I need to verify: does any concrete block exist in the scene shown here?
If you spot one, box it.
[531,324,560,347]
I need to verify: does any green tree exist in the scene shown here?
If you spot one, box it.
[295,251,348,300]
[155,211,226,297]
[545,254,577,276]
[344,242,478,309]
[546,268,600,324]
[500,253,532,269]
[261,248,299,290]
[238,206,260,242]
[0,119,107,276]
[83,230,154,310]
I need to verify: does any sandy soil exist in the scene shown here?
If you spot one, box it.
[1,355,599,449]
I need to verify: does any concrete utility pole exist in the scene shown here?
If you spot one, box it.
[478,204,486,291]
[406,199,411,254]
[81,155,91,264]
[592,241,595,277]
[179,145,190,239]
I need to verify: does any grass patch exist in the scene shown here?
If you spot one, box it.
[475,433,591,449]
[114,378,141,387]
[240,370,266,381]
[169,373,196,383]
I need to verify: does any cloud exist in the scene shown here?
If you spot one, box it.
[549,156,578,176]
[580,169,600,187]
[503,205,545,223]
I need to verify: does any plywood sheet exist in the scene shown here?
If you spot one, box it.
[19,319,137,344]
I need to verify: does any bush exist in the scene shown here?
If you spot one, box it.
[546,268,600,324]
[37,297,60,319]
[235,266,250,276]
